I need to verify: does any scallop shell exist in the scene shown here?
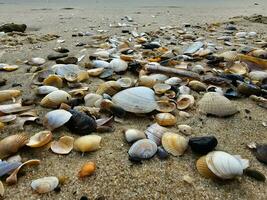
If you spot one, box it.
[31,176,59,194]
[128,139,157,160]
[0,90,21,103]
[43,75,63,88]
[116,77,133,88]
[87,68,104,76]
[198,92,238,117]
[109,59,128,72]
[164,77,182,86]
[40,90,71,108]
[196,156,217,179]
[0,134,28,159]
[36,86,59,95]
[78,162,96,178]
[153,83,171,94]
[177,94,194,110]
[112,87,157,113]
[188,80,207,92]
[145,123,168,145]
[96,81,121,96]
[124,129,146,143]
[178,124,192,135]
[74,135,101,153]
[84,93,103,107]
[155,113,177,126]
[43,109,72,131]
[51,136,74,155]
[162,132,188,156]
[26,131,52,148]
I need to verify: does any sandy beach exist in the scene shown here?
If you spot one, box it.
[0,0,267,200]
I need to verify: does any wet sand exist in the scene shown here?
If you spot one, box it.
[0,1,267,200]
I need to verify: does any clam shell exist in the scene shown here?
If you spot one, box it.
[43,109,72,131]
[178,111,191,118]
[156,100,176,113]
[138,76,157,88]
[31,176,59,194]
[162,132,188,156]
[198,92,238,117]
[96,81,121,96]
[74,135,101,153]
[153,83,171,94]
[148,74,169,82]
[87,68,104,76]
[36,86,59,95]
[128,139,157,160]
[124,129,146,143]
[219,51,239,62]
[145,123,167,145]
[78,162,96,178]
[0,134,28,159]
[164,77,182,86]
[249,71,267,82]
[51,136,74,155]
[40,90,71,108]
[26,131,52,148]
[91,60,110,68]
[178,85,191,95]
[0,90,21,103]
[0,115,17,123]
[84,93,103,107]
[188,80,207,92]
[116,77,133,88]
[28,57,46,66]
[0,160,21,177]
[109,59,128,72]
[43,75,63,88]
[0,103,33,115]
[177,94,194,110]
[112,87,157,113]
[227,61,248,75]
[155,113,177,126]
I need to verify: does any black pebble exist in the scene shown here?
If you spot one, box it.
[189,136,218,154]
[80,196,89,200]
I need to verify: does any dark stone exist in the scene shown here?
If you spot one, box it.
[189,136,218,154]
[80,196,89,200]
[47,53,68,60]
[0,78,7,87]
[157,146,169,160]
[255,144,267,164]
[0,23,27,33]
[224,88,241,99]
[225,24,237,31]
[142,42,161,50]
[56,57,78,64]
[54,47,69,53]
[244,168,266,182]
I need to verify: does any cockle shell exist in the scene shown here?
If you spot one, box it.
[0,134,28,159]
[43,75,63,88]
[84,93,103,107]
[198,92,238,117]
[128,139,157,160]
[112,87,157,113]
[109,58,128,72]
[0,90,21,103]
[36,86,59,95]
[178,124,192,135]
[188,80,207,92]
[177,94,195,110]
[156,100,176,113]
[124,129,146,143]
[155,113,177,126]
[74,135,102,153]
[218,51,239,62]
[196,151,249,179]
[78,162,96,178]
[153,83,171,94]
[50,136,74,155]
[162,132,188,156]
[40,90,71,108]
[31,176,59,194]
[96,81,121,96]
[26,131,52,148]
[43,109,72,131]
[145,123,168,145]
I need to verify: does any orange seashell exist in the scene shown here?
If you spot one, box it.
[78,162,96,178]
[196,156,217,179]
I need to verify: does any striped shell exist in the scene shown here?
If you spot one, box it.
[162,132,188,156]
[128,139,157,160]
[155,113,177,126]
[96,81,121,96]
[145,123,167,145]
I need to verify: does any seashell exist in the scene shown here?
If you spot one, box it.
[191,64,205,74]
[237,82,261,96]
[156,100,176,113]
[100,99,126,118]
[0,134,28,159]
[226,61,248,75]
[157,146,169,160]
[178,111,191,118]
[36,86,59,95]
[198,92,238,117]
[155,113,176,126]
[77,71,89,82]
[0,160,21,177]
[250,49,267,59]
[51,136,74,155]
[0,181,4,197]
[138,75,156,88]
[64,72,78,82]
[116,77,134,88]
[0,115,17,123]
[177,94,194,110]
[148,73,169,82]
[43,109,72,131]
[184,41,204,55]
[84,93,103,107]
[6,155,22,163]
[124,129,146,143]
[96,81,121,96]
[43,75,63,88]
[206,85,224,95]
[235,32,247,38]
[120,54,134,62]
[218,51,239,62]
[128,139,157,160]
[196,151,249,179]
[74,135,102,153]
[91,50,110,59]
[6,159,40,185]
[162,132,188,156]
[28,57,46,66]
[78,162,96,178]
[0,64,19,71]
[99,69,114,79]
[188,80,207,92]
[40,90,71,108]
[164,77,182,86]
[0,90,21,103]
[68,87,88,98]
[31,176,59,194]
[249,71,267,82]
[91,60,110,68]
[112,87,157,113]
[26,131,52,148]
[0,103,33,115]
[153,83,171,94]
[145,123,167,145]
[109,59,128,72]
[178,85,191,95]
[189,136,218,154]
[178,124,192,135]
[87,68,104,76]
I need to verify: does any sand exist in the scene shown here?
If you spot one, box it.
[0,0,267,200]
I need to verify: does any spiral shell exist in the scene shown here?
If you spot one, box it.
[162,132,188,156]
[0,90,21,103]
[74,135,102,153]
[51,136,74,155]
[43,109,72,131]
[124,129,146,143]
[78,162,96,178]
[177,94,194,110]
[40,90,71,108]
[155,113,177,126]
[26,131,52,148]
[31,176,59,194]
[145,123,167,145]
[128,139,157,160]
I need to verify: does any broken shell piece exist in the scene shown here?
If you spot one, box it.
[74,135,101,153]
[40,90,71,108]
[26,131,52,148]
[0,160,21,177]
[177,94,194,110]
[31,176,59,194]
[0,115,16,123]
[162,132,188,156]
[0,90,21,103]
[155,113,177,126]
[43,109,72,131]
[124,129,146,143]
[128,139,157,160]
[43,75,63,88]
[178,124,192,136]
[179,111,191,118]
[78,162,96,178]
[116,77,134,88]
[153,83,171,94]
[50,136,74,155]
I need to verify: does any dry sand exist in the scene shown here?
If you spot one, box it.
[0,0,267,200]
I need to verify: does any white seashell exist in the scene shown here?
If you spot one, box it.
[28,57,46,66]
[50,136,74,155]
[91,60,110,68]
[128,139,157,160]
[109,59,128,72]
[84,93,103,107]
[162,132,188,156]
[177,94,194,110]
[247,32,257,38]
[235,32,247,38]
[74,135,102,153]
[112,87,157,113]
[178,111,191,118]
[191,64,204,74]
[0,103,33,115]
[31,176,59,194]
[91,50,110,59]
[206,86,224,96]
[43,109,72,131]
[36,86,59,95]
[0,115,17,123]
[0,181,4,197]
[148,74,169,82]
[164,77,182,86]
[124,129,146,143]
[178,124,192,135]
[178,85,191,95]
[248,71,267,82]
[40,90,71,108]
[145,123,168,145]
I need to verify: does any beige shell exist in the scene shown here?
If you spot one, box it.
[178,124,192,135]
[124,129,146,143]
[248,71,267,82]
[0,134,28,159]
[64,73,78,82]
[145,123,167,145]
[0,122,4,129]
[96,81,121,96]
[43,109,72,131]
[198,92,238,117]
[153,83,171,94]
[87,68,104,76]
[226,61,248,75]
[77,71,89,82]
[188,80,207,92]
[162,132,188,156]
[0,103,33,115]
[218,51,239,62]
[84,93,103,107]
[0,64,19,71]
[51,136,74,155]
[43,75,63,88]
[155,113,177,126]
[40,90,71,108]
[138,75,157,88]
[0,90,21,103]
[156,100,176,113]
[178,111,191,118]
[31,176,59,194]
[26,131,52,148]
[164,77,182,86]
[177,94,195,110]
[74,135,102,153]
[0,180,4,197]
[116,77,134,88]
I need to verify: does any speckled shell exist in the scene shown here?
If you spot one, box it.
[198,92,238,117]
[26,131,52,148]
[145,123,168,145]
[109,58,128,72]
[124,129,146,143]
[162,132,188,156]
[40,90,71,108]
[96,81,121,96]
[112,87,157,113]
[74,135,102,153]
[43,109,72,131]
[36,86,59,95]
[128,139,157,160]
[155,113,177,126]
[51,136,74,155]
[43,75,63,88]
[0,90,21,103]
[31,176,59,194]
[177,94,195,110]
